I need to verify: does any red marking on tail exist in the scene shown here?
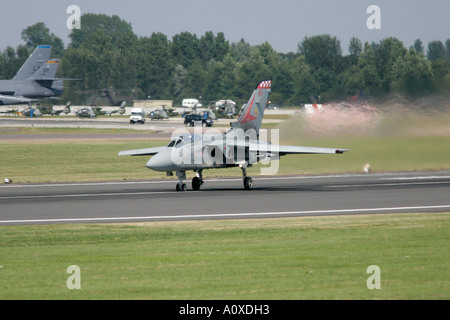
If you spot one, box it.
[240,95,256,124]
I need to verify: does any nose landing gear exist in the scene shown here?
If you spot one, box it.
[192,170,204,191]
[175,171,187,191]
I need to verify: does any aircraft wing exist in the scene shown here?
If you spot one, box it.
[254,144,349,155]
[209,139,348,155]
[118,146,166,156]
[36,78,82,82]
[0,94,39,105]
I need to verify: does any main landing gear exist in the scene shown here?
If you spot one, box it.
[175,170,204,191]
[240,165,253,190]
[192,170,204,191]
[174,167,253,191]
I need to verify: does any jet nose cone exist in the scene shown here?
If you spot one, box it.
[146,151,173,171]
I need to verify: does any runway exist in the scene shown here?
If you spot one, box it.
[0,117,227,141]
[1,171,450,225]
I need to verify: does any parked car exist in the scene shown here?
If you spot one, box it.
[184,114,213,127]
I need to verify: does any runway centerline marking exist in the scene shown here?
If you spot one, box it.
[0,191,176,200]
[1,205,449,224]
[380,176,450,181]
[327,181,450,188]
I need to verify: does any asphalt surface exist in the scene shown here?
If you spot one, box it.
[1,171,449,225]
[0,132,172,141]
[0,117,228,140]
[0,117,178,140]
[0,117,179,129]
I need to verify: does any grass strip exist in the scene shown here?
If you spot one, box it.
[1,134,449,183]
[0,213,448,299]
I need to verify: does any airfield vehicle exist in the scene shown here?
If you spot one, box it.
[184,114,213,127]
[182,98,201,109]
[129,108,146,124]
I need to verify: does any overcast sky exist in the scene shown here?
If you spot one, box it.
[1,0,449,54]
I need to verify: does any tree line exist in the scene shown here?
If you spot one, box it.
[1,14,449,106]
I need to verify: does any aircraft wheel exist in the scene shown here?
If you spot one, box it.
[176,182,187,191]
[192,177,202,191]
[244,177,253,190]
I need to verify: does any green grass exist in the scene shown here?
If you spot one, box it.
[2,109,450,183]
[0,140,162,183]
[1,134,449,183]
[0,115,450,299]
[1,115,449,300]
[273,135,450,175]
[0,213,449,299]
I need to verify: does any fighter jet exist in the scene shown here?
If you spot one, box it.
[119,80,349,191]
[0,45,73,105]
[72,105,122,118]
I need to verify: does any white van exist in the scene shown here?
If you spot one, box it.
[129,108,146,124]
[182,99,202,108]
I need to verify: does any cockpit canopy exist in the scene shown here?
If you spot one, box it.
[167,138,182,148]
[166,134,196,148]
[166,133,223,148]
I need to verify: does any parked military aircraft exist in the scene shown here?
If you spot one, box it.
[148,109,169,120]
[119,81,349,191]
[0,45,74,105]
[75,88,134,112]
[21,104,65,117]
[75,106,96,118]
[72,105,123,118]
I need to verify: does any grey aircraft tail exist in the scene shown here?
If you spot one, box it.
[231,80,272,134]
[31,58,60,80]
[12,45,52,80]
[29,58,63,93]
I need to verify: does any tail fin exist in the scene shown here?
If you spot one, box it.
[31,58,60,80]
[12,45,52,80]
[231,80,271,134]
[29,58,62,91]
[30,58,79,93]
